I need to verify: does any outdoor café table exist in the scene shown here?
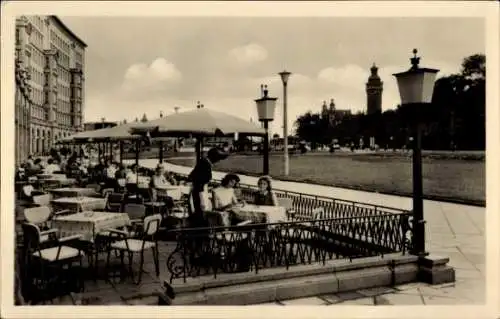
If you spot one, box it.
[233,204,288,224]
[51,196,107,213]
[156,185,191,201]
[51,211,131,242]
[38,177,76,188]
[37,173,60,180]
[50,187,97,198]
[51,211,132,279]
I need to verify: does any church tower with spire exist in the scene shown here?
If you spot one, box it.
[366,63,383,115]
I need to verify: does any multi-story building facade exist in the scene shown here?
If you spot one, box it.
[365,63,383,115]
[14,54,32,166]
[15,15,86,162]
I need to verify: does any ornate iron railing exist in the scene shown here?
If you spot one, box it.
[170,172,409,219]
[166,212,413,283]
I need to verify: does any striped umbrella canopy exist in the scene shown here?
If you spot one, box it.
[129,108,265,137]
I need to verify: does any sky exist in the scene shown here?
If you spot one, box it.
[61,16,484,135]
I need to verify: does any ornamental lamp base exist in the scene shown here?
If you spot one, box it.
[417,255,456,285]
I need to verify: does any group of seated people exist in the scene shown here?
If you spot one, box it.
[16,156,65,181]
[15,150,181,197]
[16,148,94,181]
[207,174,278,226]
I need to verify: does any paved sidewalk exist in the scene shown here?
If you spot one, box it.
[135,159,486,305]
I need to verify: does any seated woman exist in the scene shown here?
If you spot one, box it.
[212,174,240,211]
[253,176,278,206]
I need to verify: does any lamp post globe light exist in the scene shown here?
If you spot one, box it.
[255,84,278,175]
[393,49,439,258]
[279,70,291,176]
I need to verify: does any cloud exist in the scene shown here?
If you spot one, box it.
[85,57,462,138]
[121,58,182,94]
[228,43,268,66]
[318,64,368,89]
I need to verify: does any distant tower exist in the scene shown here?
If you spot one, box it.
[366,63,383,115]
[328,99,336,125]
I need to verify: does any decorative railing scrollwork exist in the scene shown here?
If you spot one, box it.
[166,212,412,283]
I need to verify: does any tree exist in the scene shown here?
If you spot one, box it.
[461,53,485,81]
[295,112,324,149]
[141,113,148,122]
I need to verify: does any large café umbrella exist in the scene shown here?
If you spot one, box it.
[60,122,140,144]
[58,122,144,163]
[129,107,266,161]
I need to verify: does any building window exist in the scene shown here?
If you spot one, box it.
[15,29,20,45]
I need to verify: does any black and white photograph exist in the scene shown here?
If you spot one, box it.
[1,1,499,318]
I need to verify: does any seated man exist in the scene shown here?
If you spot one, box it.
[125,164,139,194]
[125,165,138,184]
[151,167,172,189]
[43,158,61,174]
[150,167,175,207]
[104,161,117,188]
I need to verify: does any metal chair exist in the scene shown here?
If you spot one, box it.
[123,203,146,223]
[122,203,147,235]
[21,223,85,304]
[277,197,295,220]
[32,194,53,207]
[105,214,162,284]
[105,192,125,212]
[23,206,54,238]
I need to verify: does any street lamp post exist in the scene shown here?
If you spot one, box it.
[279,70,291,176]
[393,49,439,257]
[255,85,278,175]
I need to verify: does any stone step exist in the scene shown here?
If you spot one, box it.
[168,254,420,305]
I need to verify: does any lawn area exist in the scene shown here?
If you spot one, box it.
[167,152,485,206]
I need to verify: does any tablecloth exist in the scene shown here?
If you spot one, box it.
[50,187,97,198]
[232,205,287,224]
[156,185,191,200]
[51,211,131,242]
[51,196,107,212]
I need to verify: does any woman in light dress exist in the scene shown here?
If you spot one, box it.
[211,174,241,226]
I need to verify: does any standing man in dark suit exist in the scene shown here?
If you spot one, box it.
[187,147,229,228]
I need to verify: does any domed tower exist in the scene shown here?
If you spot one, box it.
[366,63,383,115]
